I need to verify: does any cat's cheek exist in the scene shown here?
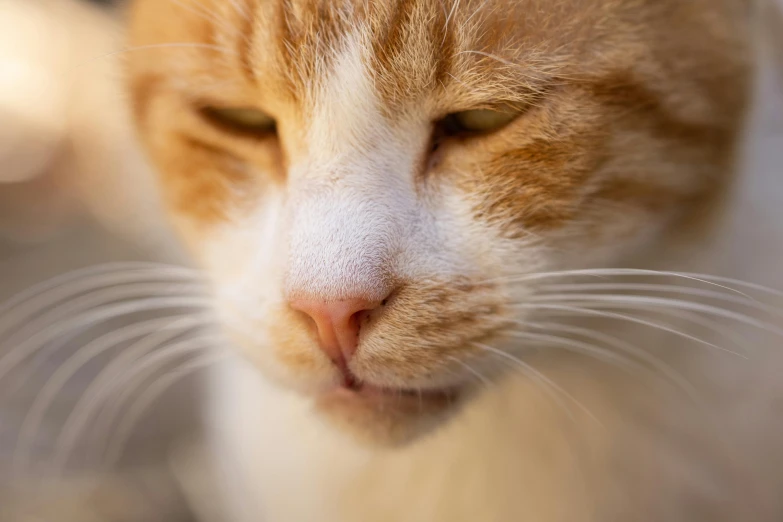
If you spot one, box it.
[189,197,342,393]
[217,309,338,395]
[156,162,260,234]
[209,277,340,394]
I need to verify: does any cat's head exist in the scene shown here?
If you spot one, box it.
[127,0,752,444]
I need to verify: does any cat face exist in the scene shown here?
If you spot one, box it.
[127,0,752,444]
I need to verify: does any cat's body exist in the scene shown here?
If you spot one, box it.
[121,0,783,520]
[206,339,783,522]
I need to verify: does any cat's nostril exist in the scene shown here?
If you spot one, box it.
[289,296,384,368]
[353,305,381,327]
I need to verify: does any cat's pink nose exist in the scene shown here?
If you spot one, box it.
[290,297,381,367]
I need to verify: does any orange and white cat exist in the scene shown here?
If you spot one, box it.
[125,0,783,520]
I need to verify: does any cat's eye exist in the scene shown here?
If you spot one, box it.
[440,108,519,136]
[199,106,277,136]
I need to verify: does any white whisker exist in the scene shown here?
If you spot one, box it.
[506,329,644,373]
[1,281,204,364]
[491,268,780,301]
[103,351,227,468]
[446,355,492,388]
[0,297,211,392]
[526,294,783,338]
[50,316,207,475]
[0,263,198,321]
[0,274,202,344]
[609,305,750,359]
[537,283,771,313]
[473,342,603,427]
[10,315,209,474]
[524,322,701,402]
[88,336,222,466]
[2,278,203,332]
[515,303,746,358]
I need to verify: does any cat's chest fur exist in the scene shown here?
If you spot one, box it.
[205,334,782,522]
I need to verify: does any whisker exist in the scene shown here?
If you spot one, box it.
[0,263,198,321]
[586,302,751,359]
[489,268,780,301]
[526,294,783,338]
[446,355,493,389]
[1,322,96,399]
[103,351,227,469]
[10,315,210,474]
[0,297,211,394]
[473,342,603,427]
[0,274,202,343]
[506,329,644,374]
[50,316,207,475]
[1,282,205,373]
[515,303,747,358]
[537,283,772,313]
[2,279,203,334]
[524,322,701,402]
[88,336,222,467]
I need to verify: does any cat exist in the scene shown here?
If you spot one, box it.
[123,0,783,520]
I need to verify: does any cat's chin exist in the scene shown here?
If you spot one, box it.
[312,384,467,447]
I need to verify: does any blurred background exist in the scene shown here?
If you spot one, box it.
[1,0,783,520]
[1,0,203,519]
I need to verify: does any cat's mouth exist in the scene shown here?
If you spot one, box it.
[345,382,459,401]
[331,369,460,406]
[321,380,463,409]
[314,357,464,408]
[313,379,466,445]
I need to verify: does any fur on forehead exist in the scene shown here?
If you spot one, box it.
[218,0,620,111]
[132,0,750,113]
[127,0,752,235]
[128,0,752,103]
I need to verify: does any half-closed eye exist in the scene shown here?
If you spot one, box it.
[439,108,519,136]
[199,106,277,137]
